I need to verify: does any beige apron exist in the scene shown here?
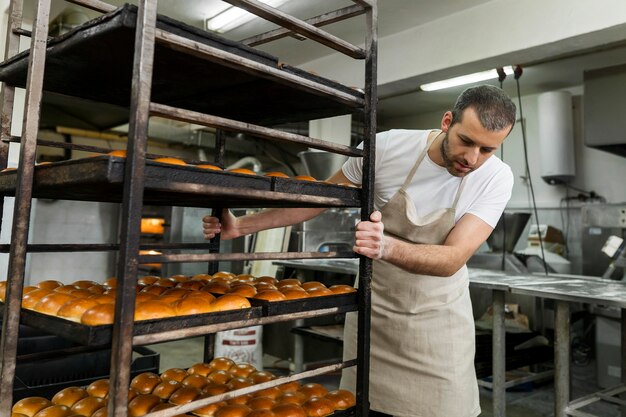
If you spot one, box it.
[341,130,480,417]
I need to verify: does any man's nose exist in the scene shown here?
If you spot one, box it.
[464,147,480,166]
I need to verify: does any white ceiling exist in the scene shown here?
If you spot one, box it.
[35,0,626,123]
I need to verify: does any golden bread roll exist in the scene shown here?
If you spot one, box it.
[36,280,63,290]
[207,370,232,385]
[183,291,216,304]
[130,372,161,395]
[159,287,190,302]
[152,379,182,400]
[193,397,227,417]
[228,284,257,298]
[150,402,189,417]
[87,285,106,295]
[253,387,282,399]
[187,362,212,377]
[91,406,108,417]
[275,392,307,406]
[301,398,334,417]
[71,280,99,289]
[191,274,213,282]
[229,362,256,378]
[57,298,100,322]
[90,294,116,305]
[70,396,105,416]
[12,397,52,417]
[169,275,189,283]
[137,276,159,286]
[154,278,176,288]
[248,371,276,384]
[278,381,301,393]
[168,386,201,405]
[21,289,52,309]
[210,277,233,286]
[306,288,333,298]
[209,357,236,372]
[275,279,301,289]
[32,405,73,417]
[195,164,222,171]
[212,271,235,279]
[227,394,253,405]
[52,285,79,295]
[135,292,157,304]
[299,383,328,399]
[281,289,310,300]
[153,157,187,165]
[229,168,256,175]
[254,283,278,292]
[201,383,230,397]
[81,303,115,325]
[103,277,117,288]
[86,379,109,398]
[254,290,286,302]
[108,150,126,157]
[248,410,276,417]
[174,296,213,316]
[215,404,252,417]
[127,394,161,417]
[51,387,88,408]
[328,285,356,295]
[324,389,356,410]
[226,377,253,390]
[160,368,188,382]
[248,396,276,410]
[23,285,38,295]
[33,293,76,316]
[256,276,278,286]
[264,172,289,178]
[140,285,167,296]
[176,280,204,291]
[210,294,251,312]
[0,281,8,301]
[300,282,326,291]
[181,373,210,389]
[293,175,316,182]
[67,288,92,298]
[134,300,176,321]
[272,403,307,417]
[202,282,230,295]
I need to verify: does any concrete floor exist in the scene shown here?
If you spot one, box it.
[147,337,621,417]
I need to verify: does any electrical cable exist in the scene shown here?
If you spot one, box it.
[514,66,549,275]
[496,67,508,271]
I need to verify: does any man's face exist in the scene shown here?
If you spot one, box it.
[440,107,511,177]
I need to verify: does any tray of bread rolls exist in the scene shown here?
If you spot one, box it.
[0,155,361,208]
[0,4,363,127]
[11,356,357,417]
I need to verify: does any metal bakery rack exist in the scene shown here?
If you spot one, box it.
[0,0,377,416]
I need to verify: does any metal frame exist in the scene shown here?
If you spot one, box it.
[0,1,377,416]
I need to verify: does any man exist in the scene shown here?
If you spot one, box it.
[203,85,516,417]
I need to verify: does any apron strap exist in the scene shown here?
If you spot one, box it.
[451,175,468,209]
[400,130,441,191]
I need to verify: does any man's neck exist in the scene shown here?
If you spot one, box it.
[428,131,445,167]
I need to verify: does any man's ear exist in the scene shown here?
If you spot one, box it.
[441,111,453,133]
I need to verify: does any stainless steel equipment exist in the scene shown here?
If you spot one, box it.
[581,203,626,279]
[298,150,348,181]
[288,208,359,253]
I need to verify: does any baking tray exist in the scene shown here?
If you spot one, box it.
[254,292,358,316]
[0,4,363,126]
[0,302,262,346]
[0,156,361,208]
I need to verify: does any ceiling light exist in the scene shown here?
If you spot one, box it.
[206,0,290,33]
[420,66,515,92]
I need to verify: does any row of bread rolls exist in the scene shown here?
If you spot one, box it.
[12,357,355,417]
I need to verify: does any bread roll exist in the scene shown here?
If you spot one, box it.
[161,288,189,299]
[281,289,310,300]
[324,389,356,410]
[153,157,187,165]
[168,386,201,405]
[67,288,92,299]
[227,284,257,298]
[228,168,256,175]
[212,271,235,279]
[201,382,229,396]
[252,387,281,399]
[169,274,189,283]
[71,280,99,289]
[91,294,116,305]
[210,294,251,312]
[81,303,115,326]
[11,412,28,417]
[226,377,253,390]
[248,371,275,384]
[86,379,109,398]
[70,396,105,416]
[254,283,278,292]
[193,397,227,417]
[150,402,188,417]
[328,285,356,295]
[207,370,232,385]
[227,394,253,406]
[32,405,73,417]
[0,281,8,302]
[277,381,301,393]
[275,392,306,406]
[176,280,204,291]
[301,398,334,417]
[210,277,234,286]
[209,357,236,372]
[195,164,222,171]
[306,288,333,298]
[23,285,38,295]
[293,175,316,182]
[187,363,212,377]
[300,282,326,291]
[253,290,286,302]
[154,278,176,288]
[140,284,167,296]
[299,383,328,399]
[87,285,106,295]
[51,387,88,408]
[152,379,182,400]
[130,372,161,395]
[161,368,189,382]
[272,403,307,417]
[275,279,301,289]
[90,406,108,417]
[201,282,230,295]
[103,277,117,288]
[134,292,157,304]
[21,289,52,309]
[57,298,99,322]
[49,285,77,295]
[228,363,256,378]
[183,291,216,304]
[181,373,210,389]
[255,276,278,286]
[248,410,276,417]
[33,293,76,315]
[191,274,213,282]
[214,404,252,417]
[127,394,161,417]
[108,150,126,157]
[36,280,63,290]
[174,296,212,316]
[12,397,52,417]
[264,172,289,178]
[134,300,176,321]
[248,396,276,410]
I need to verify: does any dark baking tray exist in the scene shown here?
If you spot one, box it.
[255,292,358,316]
[0,4,363,126]
[0,302,262,346]
[0,156,361,208]
[270,177,361,206]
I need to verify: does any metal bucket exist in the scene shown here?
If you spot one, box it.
[486,212,532,253]
[298,151,348,181]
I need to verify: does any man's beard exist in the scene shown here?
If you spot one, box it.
[440,134,471,177]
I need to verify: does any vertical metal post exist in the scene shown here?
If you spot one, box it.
[107,1,157,416]
[554,300,570,417]
[356,3,376,417]
[492,290,506,417]
[621,308,626,416]
[0,0,50,412]
[203,333,216,363]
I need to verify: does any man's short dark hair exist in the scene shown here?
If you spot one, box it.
[450,85,517,131]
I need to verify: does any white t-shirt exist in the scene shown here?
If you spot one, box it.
[342,129,514,228]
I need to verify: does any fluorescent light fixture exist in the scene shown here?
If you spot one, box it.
[420,66,515,92]
[206,0,290,33]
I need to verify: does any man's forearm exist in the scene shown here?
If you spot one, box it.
[382,235,468,277]
[235,207,326,237]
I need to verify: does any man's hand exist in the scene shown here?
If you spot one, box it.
[202,209,239,240]
[353,211,386,260]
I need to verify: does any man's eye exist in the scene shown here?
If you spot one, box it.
[481,148,495,153]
